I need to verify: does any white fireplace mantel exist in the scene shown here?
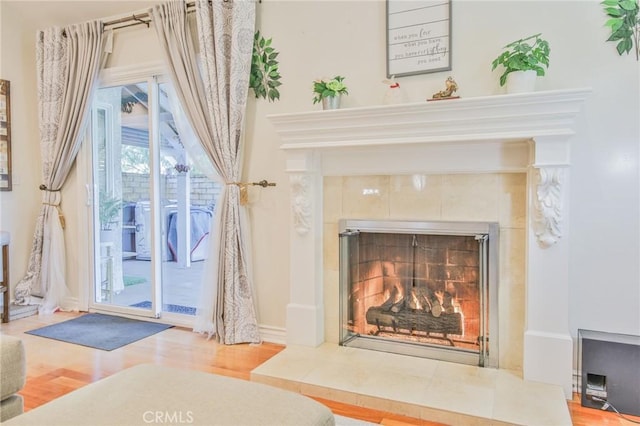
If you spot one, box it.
[272,88,588,151]
[270,88,591,244]
[267,88,591,398]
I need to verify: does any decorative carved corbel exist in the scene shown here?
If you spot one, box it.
[533,167,564,247]
[290,174,312,235]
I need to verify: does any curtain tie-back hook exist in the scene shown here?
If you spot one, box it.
[40,186,65,228]
[39,184,61,192]
[227,181,276,205]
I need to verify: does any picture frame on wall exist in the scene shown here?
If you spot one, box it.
[0,79,11,191]
[386,0,452,78]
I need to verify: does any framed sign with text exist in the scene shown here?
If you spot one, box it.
[386,0,452,77]
[0,80,11,191]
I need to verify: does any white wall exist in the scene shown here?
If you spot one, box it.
[250,0,640,339]
[0,2,45,302]
[1,1,638,344]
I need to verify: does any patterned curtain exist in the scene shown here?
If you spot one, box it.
[152,0,259,344]
[14,22,108,313]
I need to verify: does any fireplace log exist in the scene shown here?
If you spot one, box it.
[365,306,462,336]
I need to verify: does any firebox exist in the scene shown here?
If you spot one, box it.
[339,219,499,367]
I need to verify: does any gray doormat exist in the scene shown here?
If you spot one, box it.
[25,313,173,351]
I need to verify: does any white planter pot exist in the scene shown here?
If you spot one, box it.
[506,70,537,94]
[322,94,342,110]
[100,229,117,244]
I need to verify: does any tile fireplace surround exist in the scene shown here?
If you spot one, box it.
[264,89,591,412]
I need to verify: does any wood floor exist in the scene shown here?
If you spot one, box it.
[1,311,638,425]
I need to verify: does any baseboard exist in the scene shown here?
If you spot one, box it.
[9,303,38,321]
[573,369,580,394]
[259,324,286,345]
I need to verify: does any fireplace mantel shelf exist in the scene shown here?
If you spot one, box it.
[269,88,591,151]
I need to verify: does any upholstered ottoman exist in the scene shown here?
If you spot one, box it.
[5,364,335,426]
[0,335,26,422]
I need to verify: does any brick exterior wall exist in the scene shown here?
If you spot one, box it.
[122,172,221,206]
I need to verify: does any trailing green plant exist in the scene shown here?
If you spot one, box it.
[99,192,121,231]
[602,0,640,60]
[491,33,550,87]
[250,30,281,102]
[312,76,348,104]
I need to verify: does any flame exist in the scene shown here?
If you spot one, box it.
[411,290,422,310]
[394,284,404,303]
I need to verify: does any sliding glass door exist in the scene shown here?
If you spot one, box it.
[92,81,159,317]
[89,75,219,321]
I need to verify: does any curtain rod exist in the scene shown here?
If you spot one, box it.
[104,13,151,31]
[103,0,260,32]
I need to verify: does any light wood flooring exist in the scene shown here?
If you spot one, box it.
[1,311,638,425]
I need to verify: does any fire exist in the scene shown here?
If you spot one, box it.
[382,282,404,305]
[383,289,390,303]
[394,284,404,303]
[411,290,423,310]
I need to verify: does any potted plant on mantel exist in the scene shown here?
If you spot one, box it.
[491,33,550,93]
[312,76,349,110]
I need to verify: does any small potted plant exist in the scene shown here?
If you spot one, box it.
[99,192,121,242]
[312,76,349,109]
[491,33,550,93]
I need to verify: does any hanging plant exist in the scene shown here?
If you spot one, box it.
[250,30,282,102]
[602,0,640,60]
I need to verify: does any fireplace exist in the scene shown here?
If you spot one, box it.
[338,219,499,367]
[268,88,590,397]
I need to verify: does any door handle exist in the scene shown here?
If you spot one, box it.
[85,184,92,206]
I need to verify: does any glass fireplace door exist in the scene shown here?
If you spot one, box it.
[338,219,498,368]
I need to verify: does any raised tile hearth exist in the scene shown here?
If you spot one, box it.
[251,344,571,425]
